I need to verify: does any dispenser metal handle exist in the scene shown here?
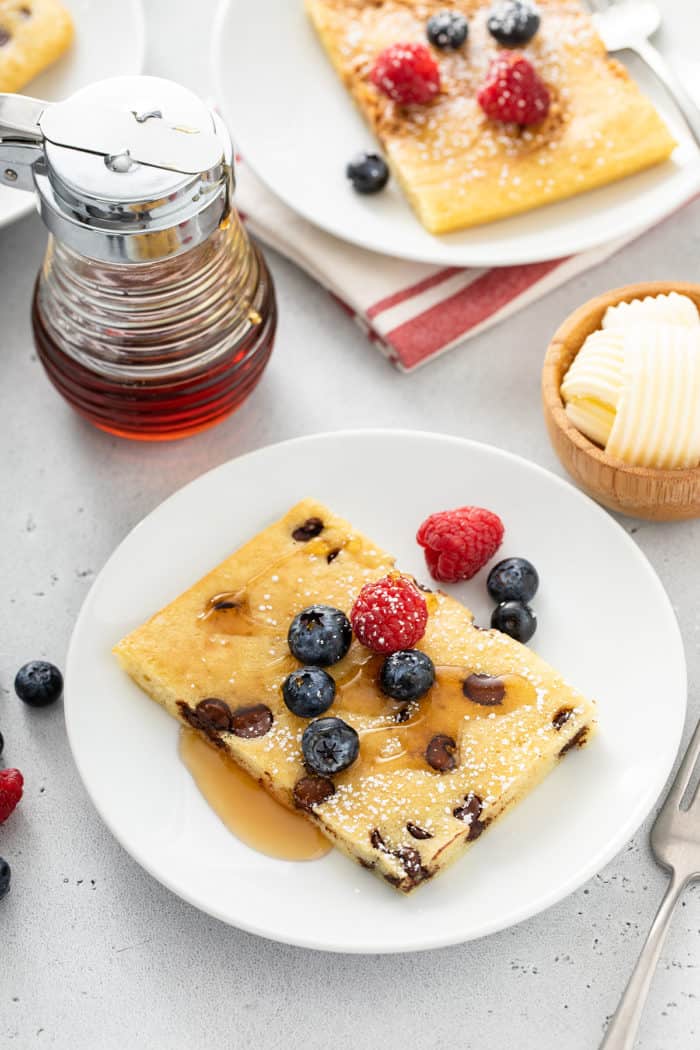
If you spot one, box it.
[0,94,50,191]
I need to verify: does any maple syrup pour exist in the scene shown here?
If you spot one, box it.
[198,540,340,635]
[179,728,331,861]
[198,590,263,636]
[335,662,537,778]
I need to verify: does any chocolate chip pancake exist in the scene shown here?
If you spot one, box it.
[114,498,596,892]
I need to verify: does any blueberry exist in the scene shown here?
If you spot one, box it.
[491,600,537,643]
[14,661,63,708]
[346,152,389,194]
[302,717,359,776]
[487,0,540,47]
[379,650,435,702]
[487,557,539,603]
[0,858,10,900]
[283,666,336,718]
[427,10,469,49]
[288,605,352,667]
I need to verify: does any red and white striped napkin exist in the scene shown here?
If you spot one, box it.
[234,159,674,372]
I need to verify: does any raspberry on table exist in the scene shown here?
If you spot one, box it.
[350,574,429,654]
[370,42,441,106]
[0,769,24,825]
[477,52,550,126]
[417,507,505,583]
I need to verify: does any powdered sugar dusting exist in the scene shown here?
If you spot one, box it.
[317,0,619,206]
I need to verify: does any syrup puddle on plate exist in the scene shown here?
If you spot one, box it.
[179,728,332,861]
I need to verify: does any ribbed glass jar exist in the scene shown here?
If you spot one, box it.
[32,213,276,440]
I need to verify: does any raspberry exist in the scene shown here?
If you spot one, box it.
[417,507,505,583]
[350,575,428,654]
[0,768,24,824]
[370,43,441,106]
[477,52,550,126]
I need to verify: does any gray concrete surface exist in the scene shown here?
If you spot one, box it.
[1,0,699,1046]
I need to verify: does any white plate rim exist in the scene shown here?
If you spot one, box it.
[0,0,147,232]
[64,429,688,953]
[211,0,700,267]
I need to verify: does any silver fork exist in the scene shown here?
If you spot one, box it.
[589,0,700,147]
[599,718,700,1050]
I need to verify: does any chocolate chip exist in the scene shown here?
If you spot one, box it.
[369,831,431,885]
[453,792,482,823]
[359,858,375,870]
[195,697,233,731]
[178,701,201,730]
[395,706,412,724]
[177,701,228,747]
[370,829,387,851]
[395,846,428,882]
[326,548,341,563]
[0,27,10,45]
[293,775,335,811]
[292,517,323,542]
[559,726,589,757]
[467,819,485,842]
[453,792,483,840]
[463,673,505,706]
[230,703,273,738]
[406,821,433,840]
[552,707,573,730]
[206,592,242,611]
[426,733,457,772]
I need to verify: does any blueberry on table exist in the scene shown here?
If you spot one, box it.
[0,858,10,900]
[487,557,539,603]
[487,0,541,47]
[380,650,435,702]
[288,605,352,667]
[426,10,469,50]
[346,152,389,195]
[302,717,359,776]
[14,661,63,707]
[491,600,537,643]
[283,666,336,718]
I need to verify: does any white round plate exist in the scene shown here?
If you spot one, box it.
[0,0,146,232]
[212,0,700,266]
[66,431,686,953]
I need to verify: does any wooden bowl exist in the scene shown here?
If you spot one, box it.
[542,281,700,521]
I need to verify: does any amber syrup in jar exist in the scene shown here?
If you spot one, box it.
[32,215,276,441]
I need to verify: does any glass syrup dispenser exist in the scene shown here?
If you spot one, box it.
[0,76,277,440]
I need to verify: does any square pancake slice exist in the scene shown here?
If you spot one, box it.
[305,0,676,233]
[0,0,74,93]
[114,499,596,892]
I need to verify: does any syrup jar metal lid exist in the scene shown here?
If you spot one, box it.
[0,76,233,263]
